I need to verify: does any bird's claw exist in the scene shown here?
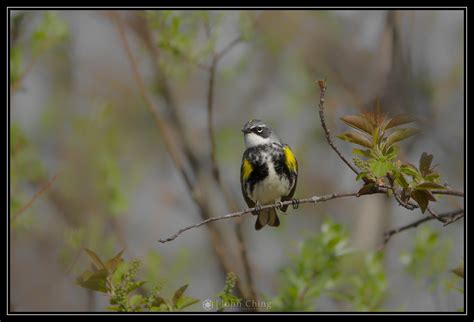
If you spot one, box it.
[291,198,300,209]
[254,202,262,215]
[276,201,284,210]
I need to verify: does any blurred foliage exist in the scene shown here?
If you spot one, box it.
[399,226,452,286]
[76,249,199,312]
[271,219,387,311]
[10,11,68,85]
[338,101,446,212]
[399,226,462,310]
[216,272,241,312]
[10,122,46,230]
[76,250,244,312]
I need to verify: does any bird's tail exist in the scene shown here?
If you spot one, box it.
[255,208,280,230]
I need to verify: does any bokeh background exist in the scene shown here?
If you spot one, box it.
[9,10,464,312]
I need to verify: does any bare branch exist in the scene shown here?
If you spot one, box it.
[12,171,61,222]
[380,209,464,248]
[207,57,220,183]
[113,12,237,283]
[204,27,257,304]
[431,189,464,197]
[215,36,242,62]
[114,12,194,190]
[317,79,360,175]
[158,191,379,243]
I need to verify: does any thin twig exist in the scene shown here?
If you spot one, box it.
[114,12,194,191]
[430,189,464,197]
[380,209,464,249]
[317,79,360,175]
[10,38,51,95]
[215,36,242,62]
[207,56,220,183]
[158,191,378,243]
[12,171,61,222]
[114,11,236,279]
[205,29,257,305]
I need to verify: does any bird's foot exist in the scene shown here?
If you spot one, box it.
[275,201,284,210]
[254,202,262,215]
[291,198,300,209]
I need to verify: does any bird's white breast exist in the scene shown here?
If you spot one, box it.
[250,151,291,204]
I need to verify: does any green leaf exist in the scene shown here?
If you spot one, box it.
[394,172,409,189]
[152,295,167,307]
[172,284,189,307]
[384,145,399,161]
[127,281,146,293]
[84,248,106,271]
[355,171,369,182]
[352,148,372,158]
[419,152,434,177]
[385,128,420,147]
[129,294,143,309]
[76,269,109,293]
[415,182,447,190]
[175,296,200,310]
[385,114,417,130]
[369,159,392,178]
[400,164,420,178]
[105,249,124,274]
[337,131,373,148]
[340,115,374,135]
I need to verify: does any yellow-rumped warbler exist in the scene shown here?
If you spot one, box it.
[240,119,298,230]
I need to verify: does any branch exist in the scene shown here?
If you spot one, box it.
[114,12,195,192]
[113,11,236,280]
[204,28,257,304]
[431,189,464,197]
[380,209,464,248]
[12,171,61,222]
[158,190,381,243]
[317,80,360,175]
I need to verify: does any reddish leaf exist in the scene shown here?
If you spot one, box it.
[419,152,434,176]
[172,284,189,307]
[415,182,447,190]
[337,131,373,148]
[385,128,420,147]
[84,248,106,271]
[411,190,429,213]
[76,269,109,293]
[105,249,125,274]
[385,114,417,130]
[340,115,374,134]
[357,183,378,196]
[451,266,464,278]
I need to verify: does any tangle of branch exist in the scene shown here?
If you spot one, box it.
[380,209,464,248]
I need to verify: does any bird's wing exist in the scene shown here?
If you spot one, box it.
[281,145,298,212]
[240,155,256,209]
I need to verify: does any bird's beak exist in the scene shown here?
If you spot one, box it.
[241,128,250,134]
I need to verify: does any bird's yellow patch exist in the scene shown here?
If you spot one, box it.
[284,146,298,173]
[242,158,253,180]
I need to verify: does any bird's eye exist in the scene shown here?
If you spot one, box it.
[256,127,263,133]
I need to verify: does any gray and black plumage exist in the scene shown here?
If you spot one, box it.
[240,119,298,230]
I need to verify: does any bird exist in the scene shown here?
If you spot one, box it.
[240,119,298,230]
